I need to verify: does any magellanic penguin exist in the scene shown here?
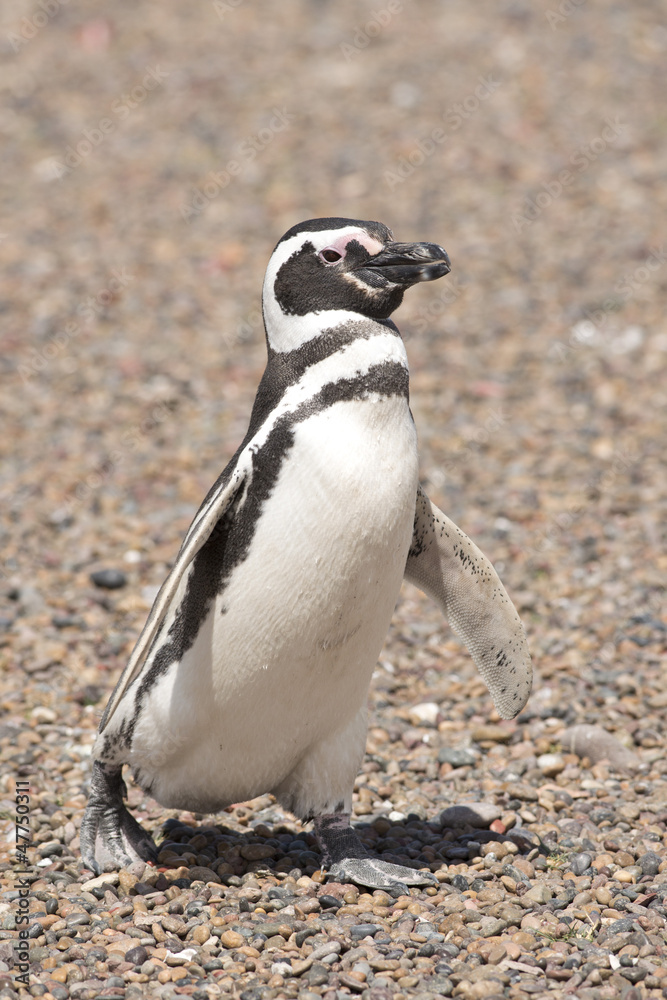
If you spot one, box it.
[81,217,532,894]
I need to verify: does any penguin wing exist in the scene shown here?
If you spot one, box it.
[98,463,247,730]
[404,486,532,719]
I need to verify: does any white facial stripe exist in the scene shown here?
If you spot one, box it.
[268,226,380,275]
[266,309,377,353]
[326,231,384,257]
[262,227,388,353]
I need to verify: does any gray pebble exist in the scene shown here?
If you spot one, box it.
[637,851,661,876]
[125,945,148,965]
[437,747,477,767]
[439,803,502,828]
[501,864,530,884]
[350,923,381,939]
[619,966,647,983]
[569,852,593,875]
[90,568,127,589]
[559,725,639,768]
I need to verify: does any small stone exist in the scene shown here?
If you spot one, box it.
[440,803,502,828]
[438,747,478,768]
[90,568,127,589]
[487,944,507,964]
[220,930,245,949]
[522,884,552,904]
[511,783,539,802]
[479,916,507,937]
[165,947,198,966]
[409,701,440,726]
[125,946,148,966]
[350,923,381,940]
[186,865,219,882]
[118,870,138,895]
[620,966,647,983]
[637,851,661,876]
[471,724,513,743]
[271,960,293,977]
[319,894,342,909]
[239,843,276,861]
[81,872,120,892]
[31,705,57,723]
[509,857,535,879]
[569,852,593,875]
[162,914,187,936]
[559,724,639,768]
[537,752,565,776]
[614,851,635,867]
[305,962,330,986]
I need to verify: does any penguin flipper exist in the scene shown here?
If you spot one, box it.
[404,486,532,719]
[98,464,247,732]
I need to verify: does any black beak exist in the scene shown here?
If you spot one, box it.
[360,241,451,286]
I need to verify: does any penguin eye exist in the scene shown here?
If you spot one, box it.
[319,248,343,265]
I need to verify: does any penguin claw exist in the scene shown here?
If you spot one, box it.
[80,761,158,873]
[327,858,437,896]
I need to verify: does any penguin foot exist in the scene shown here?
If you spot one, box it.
[328,857,437,897]
[314,812,437,896]
[80,761,158,875]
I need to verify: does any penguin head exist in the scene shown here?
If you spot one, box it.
[262,217,451,352]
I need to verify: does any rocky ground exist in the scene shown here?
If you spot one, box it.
[1,1,666,999]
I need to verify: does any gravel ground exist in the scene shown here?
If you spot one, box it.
[1,1,667,998]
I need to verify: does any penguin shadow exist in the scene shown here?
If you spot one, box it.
[145,804,546,895]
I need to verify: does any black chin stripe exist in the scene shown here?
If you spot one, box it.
[118,360,409,750]
[246,318,400,438]
[192,319,401,530]
[272,318,400,381]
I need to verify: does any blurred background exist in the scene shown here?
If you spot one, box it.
[1,1,666,812]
